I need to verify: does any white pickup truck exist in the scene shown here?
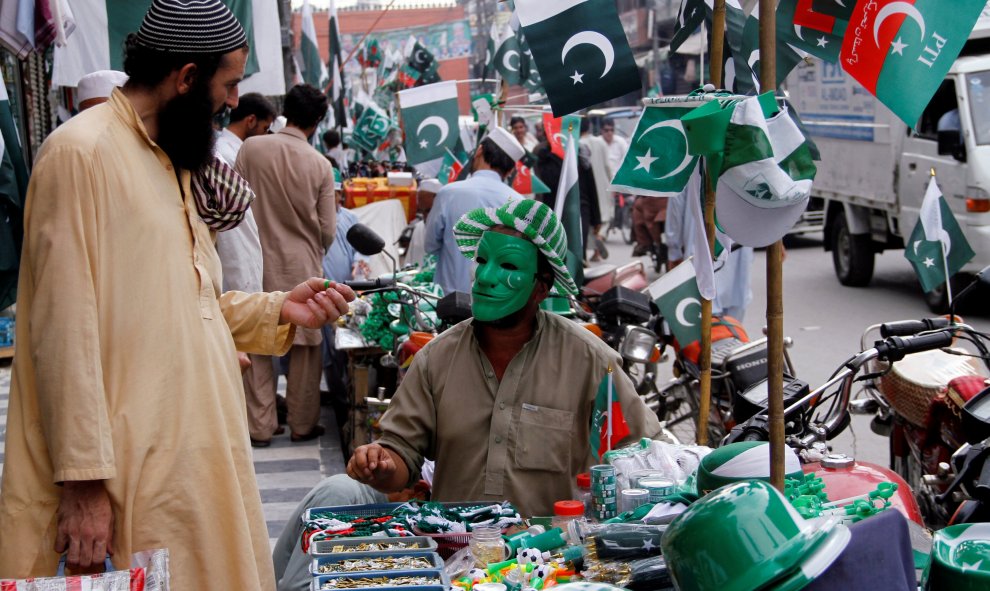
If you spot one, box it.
[785,12,990,311]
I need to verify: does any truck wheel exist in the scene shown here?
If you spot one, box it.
[922,274,969,314]
[831,215,874,286]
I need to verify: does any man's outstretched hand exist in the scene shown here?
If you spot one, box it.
[279,278,356,328]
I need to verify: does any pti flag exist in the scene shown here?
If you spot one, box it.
[778,0,846,62]
[555,124,584,286]
[840,0,985,127]
[811,0,855,20]
[648,258,703,348]
[589,367,630,460]
[609,106,700,198]
[300,0,328,88]
[543,112,581,159]
[512,161,551,195]
[438,145,468,185]
[516,0,641,116]
[904,177,975,293]
[0,69,27,310]
[398,81,460,165]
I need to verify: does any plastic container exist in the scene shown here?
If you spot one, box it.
[620,488,650,513]
[470,525,506,566]
[576,473,592,518]
[551,500,585,532]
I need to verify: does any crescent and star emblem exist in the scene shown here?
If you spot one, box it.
[634,120,694,180]
[502,50,520,72]
[873,2,926,49]
[416,116,449,148]
[561,31,616,85]
[795,24,805,42]
[675,298,702,327]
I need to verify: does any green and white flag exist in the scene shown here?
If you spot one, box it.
[671,0,707,53]
[0,70,27,310]
[516,0,641,117]
[736,12,806,94]
[397,81,460,165]
[351,102,393,153]
[555,122,584,286]
[483,21,499,79]
[300,0,328,89]
[609,105,700,198]
[777,0,845,63]
[328,0,346,127]
[648,258,703,348]
[494,24,523,86]
[52,0,285,94]
[905,178,975,294]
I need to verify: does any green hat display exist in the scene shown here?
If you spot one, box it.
[923,523,990,591]
[454,199,578,295]
[696,441,804,496]
[662,480,850,591]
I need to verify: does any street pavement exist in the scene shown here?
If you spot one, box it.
[0,228,986,550]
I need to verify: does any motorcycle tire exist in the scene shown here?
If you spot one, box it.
[657,380,726,445]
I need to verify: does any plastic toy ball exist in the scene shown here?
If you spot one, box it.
[517,548,543,565]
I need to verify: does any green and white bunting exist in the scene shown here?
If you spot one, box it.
[905,178,975,294]
[0,70,28,310]
[300,0,328,89]
[648,258,703,348]
[609,106,700,198]
[516,0,641,116]
[397,81,460,165]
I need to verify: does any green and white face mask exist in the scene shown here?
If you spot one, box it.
[472,231,539,322]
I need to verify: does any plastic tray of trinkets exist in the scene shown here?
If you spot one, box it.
[309,568,451,591]
[309,536,439,557]
[310,552,445,577]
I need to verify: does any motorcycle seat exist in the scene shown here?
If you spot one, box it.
[583,264,616,282]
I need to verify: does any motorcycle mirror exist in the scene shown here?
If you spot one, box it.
[346,223,386,256]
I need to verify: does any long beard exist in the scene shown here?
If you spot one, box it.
[156,81,218,172]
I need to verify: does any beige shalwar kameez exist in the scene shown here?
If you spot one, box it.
[0,90,293,589]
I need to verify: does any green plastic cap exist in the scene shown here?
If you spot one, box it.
[923,523,990,591]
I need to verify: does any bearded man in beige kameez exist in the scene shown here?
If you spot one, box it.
[0,1,355,587]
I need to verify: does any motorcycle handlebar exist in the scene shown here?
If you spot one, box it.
[879,318,953,338]
[344,277,397,291]
[875,330,955,362]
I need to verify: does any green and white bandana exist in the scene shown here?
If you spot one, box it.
[454,199,578,295]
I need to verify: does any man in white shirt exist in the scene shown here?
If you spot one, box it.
[213,92,279,446]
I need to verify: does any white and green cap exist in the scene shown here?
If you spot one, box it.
[454,199,578,295]
[715,97,817,248]
[696,440,803,495]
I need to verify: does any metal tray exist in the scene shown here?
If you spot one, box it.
[309,536,439,557]
[310,552,444,576]
[310,568,450,591]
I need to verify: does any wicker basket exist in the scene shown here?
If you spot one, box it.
[876,348,986,427]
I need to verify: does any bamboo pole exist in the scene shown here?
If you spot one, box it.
[695,0,728,446]
[759,0,785,492]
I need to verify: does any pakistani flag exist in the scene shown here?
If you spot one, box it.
[778,0,846,62]
[328,0,347,128]
[494,25,523,86]
[0,70,27,310]
[300,0,328,89]
[648,258,703,348]
[737,13,806,93]
[609,106,700,198]
[555,122,584,286]
[351,102,393,153]
[589,367,630,460]
[483,21,499,79]
[840,0,985,127]
[398,81,460,165]
[516,0,641,117]
[671,0,707,53]
[52,0,287,94]
[905,178,975,293]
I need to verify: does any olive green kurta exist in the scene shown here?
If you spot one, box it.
[377,310,663,517]
[0,89,293,589]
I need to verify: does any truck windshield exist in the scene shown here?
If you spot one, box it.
[968,71,990,144]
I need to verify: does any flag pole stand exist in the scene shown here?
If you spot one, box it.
[759,0,785,493]
[695,0,728,447]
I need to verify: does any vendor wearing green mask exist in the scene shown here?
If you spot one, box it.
[347,200,662,516]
